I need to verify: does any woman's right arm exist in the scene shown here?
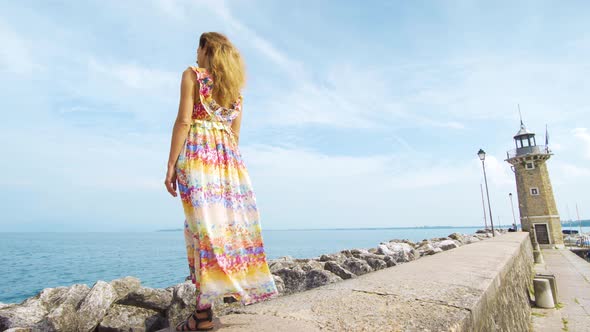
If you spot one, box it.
[164,67,197,197]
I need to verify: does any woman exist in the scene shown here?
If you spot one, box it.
[165,32,279,331]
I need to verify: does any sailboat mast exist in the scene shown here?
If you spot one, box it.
[577,203,582,234]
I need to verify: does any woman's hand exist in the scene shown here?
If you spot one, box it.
[165,165,178,197]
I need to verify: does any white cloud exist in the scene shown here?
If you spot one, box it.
[87,57,177,93]
[0,21,43,75]
[573,128,590,160]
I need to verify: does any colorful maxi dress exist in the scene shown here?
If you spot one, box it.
[175,66,279,310]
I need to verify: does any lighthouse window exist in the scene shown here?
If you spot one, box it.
[530,187,539,196]
[525,162,535,170]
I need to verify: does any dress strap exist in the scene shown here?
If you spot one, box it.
[189,66,242,138]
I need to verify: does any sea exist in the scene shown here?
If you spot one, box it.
[2,226,588,305]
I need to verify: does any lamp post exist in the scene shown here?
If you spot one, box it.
[478,149,495,236]
[509,193,517,231]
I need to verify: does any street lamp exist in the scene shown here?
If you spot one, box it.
[478,149,495,236]
[509,193,517,231]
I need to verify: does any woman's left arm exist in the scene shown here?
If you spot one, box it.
[165,67,197,197]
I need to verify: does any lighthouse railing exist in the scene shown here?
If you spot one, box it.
[506,145,551,159]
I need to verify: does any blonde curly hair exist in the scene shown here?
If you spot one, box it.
[198,32,246,108]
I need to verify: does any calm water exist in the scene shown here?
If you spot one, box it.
[2,226,585,304]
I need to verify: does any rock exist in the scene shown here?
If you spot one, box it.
[357,253,388,271]
[272,267,306,294]
[76,280,119,332]
[117,286,173,312]
[276,255,295,262]
[97,304,165,332]
[165,281,196,328]
[323,261,356,280]
[304,270,342,290]
[377,242,418,262]
[319,253,346,262]
[172,281,196,307]
[339,249,354,258]
[341,258,373,276]
[434,240,459,251]
[36,284,91,332]
[387,239,416,247]
[463,235,481,244]
[268,258,297,272]
[448,233,465,244]
[367,247,378,254]
[296,259,325,272]
[4,328,33,332]
[318,254,334,262]
[382,255,397,267]
[350,248,370,257]
[416,243,436,256]
[0,286,77,330]
[110,276,141,301]
[272,275,285,294]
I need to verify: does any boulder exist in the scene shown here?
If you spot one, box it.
[36,284,91,332]
[272,267,306,294]
[0,286,83,330]
[323,261,356,280]
[109,276,141,301]
[117,286,173,312]
[416,243,436,256]
[272,275,285,294]
[463,235,481,244]
[382,255,397,267]
[433,240,459,251]
[304,270,342,290]
[376,242,418,262]
[76,281,119,332]
[350,248,371,258]
[339,249,354,258]
[295,259,325,272]
[318,253,346,262]
[165,281,196,328]
[341,258,373,276]
[97,304,165,332]
[448,233,465,244]
[357,253,388,271]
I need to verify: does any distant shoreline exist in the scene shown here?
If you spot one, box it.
[155,225,509,232]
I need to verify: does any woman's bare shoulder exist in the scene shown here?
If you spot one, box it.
[181,66,198,83]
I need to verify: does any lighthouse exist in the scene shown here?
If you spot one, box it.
[505,119,563,248]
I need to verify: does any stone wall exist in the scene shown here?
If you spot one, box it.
[217,232,534,331]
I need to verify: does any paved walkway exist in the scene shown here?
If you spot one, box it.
[532,248,590,332]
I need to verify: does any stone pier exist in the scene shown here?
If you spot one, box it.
[162,232,533,331]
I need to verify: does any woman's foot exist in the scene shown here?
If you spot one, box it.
[175,308,214,331]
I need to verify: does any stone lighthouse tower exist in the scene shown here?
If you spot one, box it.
[506,120,563,248]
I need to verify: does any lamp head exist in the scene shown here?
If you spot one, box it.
[477,149,486,161]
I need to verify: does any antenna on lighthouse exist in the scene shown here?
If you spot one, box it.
[518,104,523,126]
[545,124,550,153]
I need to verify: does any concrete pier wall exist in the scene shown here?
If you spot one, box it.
[216,232,534,331]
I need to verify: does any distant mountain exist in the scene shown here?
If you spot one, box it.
[156,228,183,232]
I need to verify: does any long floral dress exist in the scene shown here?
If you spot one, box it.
[175,66,279,310]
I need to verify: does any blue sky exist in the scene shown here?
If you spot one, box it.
[1,0,589,232]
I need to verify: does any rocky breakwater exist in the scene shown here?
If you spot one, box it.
[268,229,505,296]
[0,229,506,331]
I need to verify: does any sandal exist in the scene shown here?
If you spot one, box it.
[175,307,214,331]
